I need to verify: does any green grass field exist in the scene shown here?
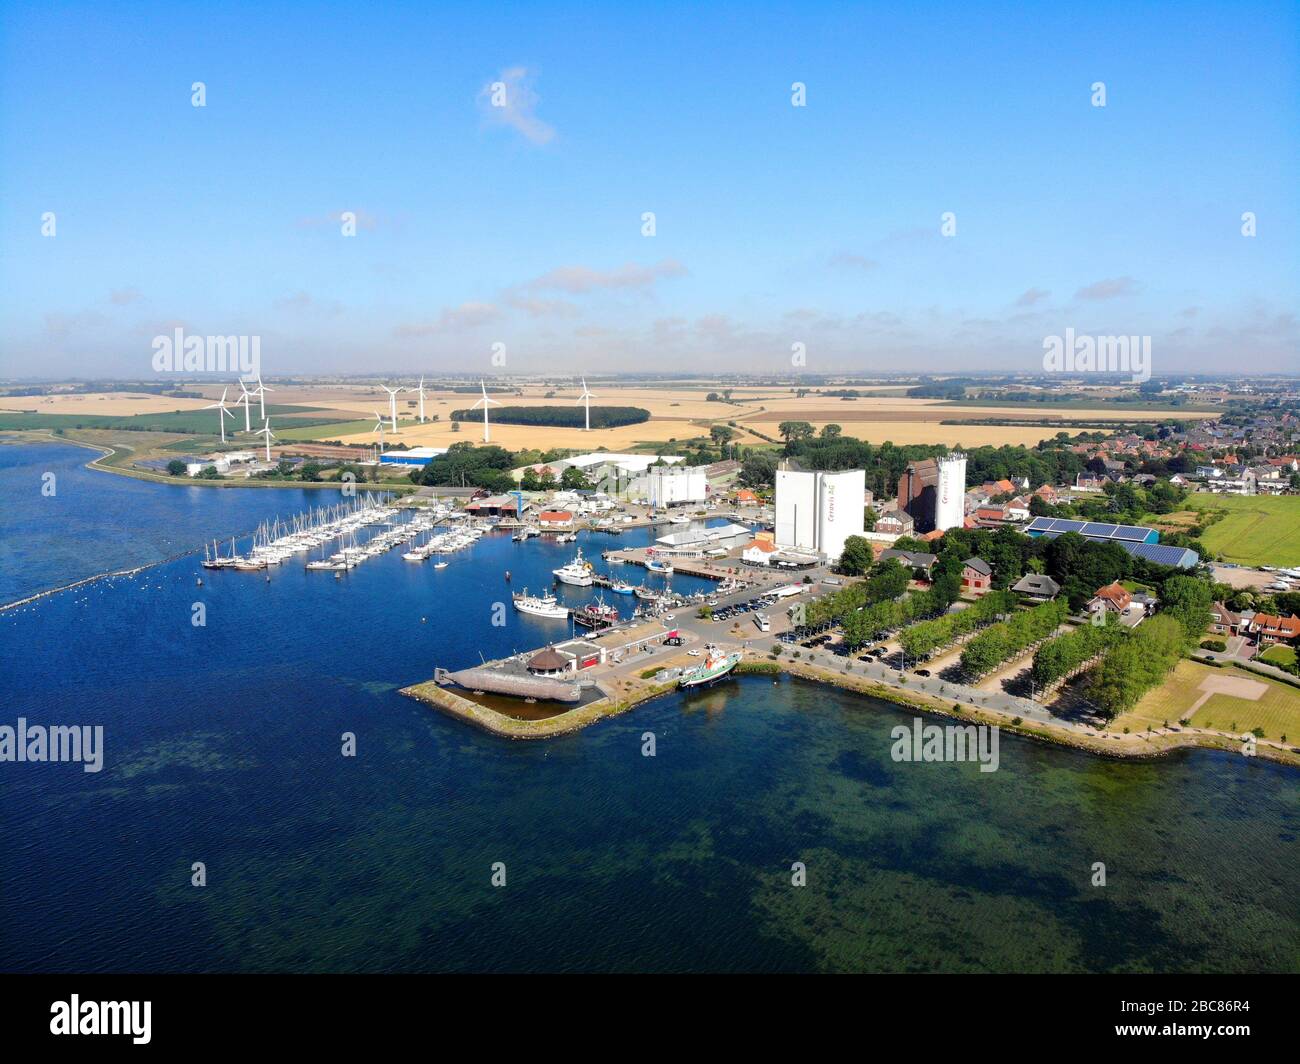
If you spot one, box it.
[1187,494,1300,567]
[0,405,337,435]
[1116,659,1300,741]
[1258,645,1297,669]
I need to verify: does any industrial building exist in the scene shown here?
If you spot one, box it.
[774,466,865,563]
[379,446,448,467]
[1022,517,1199,569]
[897,452,966,532]
[633,465,709,506]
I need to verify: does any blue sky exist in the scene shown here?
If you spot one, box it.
[1,0,1296,378]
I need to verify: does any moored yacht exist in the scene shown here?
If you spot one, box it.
[553,547,594,587]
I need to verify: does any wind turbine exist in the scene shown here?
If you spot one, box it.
[204,387,236,443]
[236,378,255,432]
[416,376,426,422]
[255,375,273,419]
[576,376,597,431]
[372,410,387,452]
[471,380,501,442]
[254,417,276,463]
[382,383,403,432]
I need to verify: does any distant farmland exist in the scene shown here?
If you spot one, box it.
[1188,494,1300,567]
[0,406,338,435]
[448,405,650,429]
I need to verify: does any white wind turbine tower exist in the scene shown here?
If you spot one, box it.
[382,383,403,432]
[372,410,387,452]
[254,417,277,462]
[576,376,597,431]
[471,379,501,442]
[416,376,427,422]
[255,375,273,420]
[236,378,255,432]
[205,387,236,443]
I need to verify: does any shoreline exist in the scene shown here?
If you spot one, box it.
[403,654,1300,768]
[4,431,415,492]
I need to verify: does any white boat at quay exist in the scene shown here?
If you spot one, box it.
[512,588,570,619]
[553,546,594,587]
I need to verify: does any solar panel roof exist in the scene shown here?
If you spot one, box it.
[1025,516,1155,541]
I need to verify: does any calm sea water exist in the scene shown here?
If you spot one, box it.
[1,442,1296,972]
[0,441,321,604]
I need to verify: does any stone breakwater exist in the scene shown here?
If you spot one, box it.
[402,652,1300,768]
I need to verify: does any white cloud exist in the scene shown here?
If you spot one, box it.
[478,67,556,146]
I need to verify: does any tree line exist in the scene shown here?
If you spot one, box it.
[448,405,650,429]
[958,599,1070,679]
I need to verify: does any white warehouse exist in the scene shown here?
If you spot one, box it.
[774,467,865,562]
[633,465,708,506]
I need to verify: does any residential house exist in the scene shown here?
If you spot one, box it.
[1012,573,1061,603]
[1249,613,1300,646]
[1088,581,1133,615]
[961,557,993,591]
[879,549,937,579]
[1208,603,1241,636]
[874,510,914,536]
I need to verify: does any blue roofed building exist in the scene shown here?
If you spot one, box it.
[1021,516,1198,569]
[1022,517,1159,545]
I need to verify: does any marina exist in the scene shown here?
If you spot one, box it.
[3,441,1297,977]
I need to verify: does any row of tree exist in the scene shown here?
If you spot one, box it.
[1030,616,1123,690]
[897,591,1017,662]
[1087,615,1187,719]
[803,559,913,628]
[959,599,1070,678]
[839,585,954,651]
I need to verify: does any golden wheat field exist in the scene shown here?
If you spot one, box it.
[6,383,1214,453]
[0,392,213,415]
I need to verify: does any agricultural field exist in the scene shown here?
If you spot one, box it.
[0,391,211,415]
[1187,494,1300,567]
[2,381,1225,460]
[1114,659,1300,742]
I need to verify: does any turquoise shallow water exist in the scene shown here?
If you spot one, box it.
[1,442,1296,972]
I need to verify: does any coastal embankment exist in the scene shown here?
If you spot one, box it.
[404,651,1300,766]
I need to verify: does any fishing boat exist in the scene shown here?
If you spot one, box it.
[573,597,620,630]
[608,580,637,595]
[678,644,742,689]
[644,557,674,574]
[512,588,570,619]
[634,585,660,601]
[553,547,594,587]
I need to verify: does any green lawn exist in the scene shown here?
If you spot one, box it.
[1259,645,1297,669]
[1116,659,1300,742]
[1187,494,1300,568]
